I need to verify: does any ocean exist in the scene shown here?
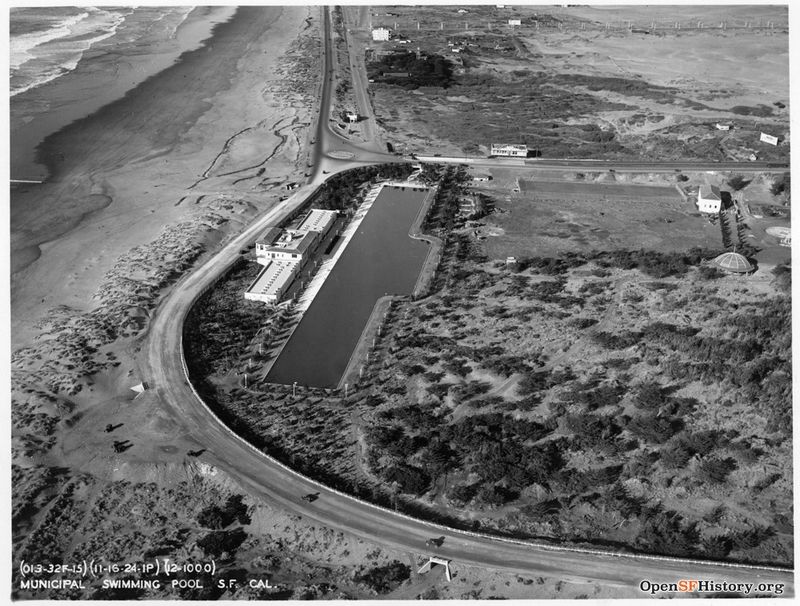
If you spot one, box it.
[10,5,236,181]
[10,6,194,98]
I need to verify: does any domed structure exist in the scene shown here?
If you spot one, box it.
[712,252,754,274]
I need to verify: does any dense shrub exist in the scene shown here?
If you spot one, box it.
[696,456,738,484]
[727,175,751,191]
[197,494,251,529]
[383,463,431,495]
[196,528,247,558]
[770,172,790,197]
[355,561,411,593]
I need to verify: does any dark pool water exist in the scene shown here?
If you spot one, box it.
[266,186,430,388]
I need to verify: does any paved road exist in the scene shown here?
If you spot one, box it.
[415,155,788,173]
[140,6,793,595]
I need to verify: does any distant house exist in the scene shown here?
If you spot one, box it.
[472,174,493,182]
[490,143,528,157]
[346,111,359,123]
[697,185,722,213]
[508,19,522,26]
[372,27,391,41]
[715,122,732,131]
[457,8,469,14]
[760,132,779,145]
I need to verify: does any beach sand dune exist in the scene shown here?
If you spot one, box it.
[12,9,324,593]
[11,6,316,348]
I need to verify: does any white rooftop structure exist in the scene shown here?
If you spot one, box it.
[297,208,337,236]
[712,252,754,274]
[760,132,779,145]
[491,143,528,157]
[372,27,391,41]
[245,260,299,303]
[697,185,722,213]
[248,208,338,304]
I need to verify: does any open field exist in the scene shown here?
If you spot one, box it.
[363,5,788,162]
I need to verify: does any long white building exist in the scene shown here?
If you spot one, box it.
[246,208,338,304]
[244,260,299,304]
[490,143,528,157]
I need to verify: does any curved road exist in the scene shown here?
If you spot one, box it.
[141,5,792,594]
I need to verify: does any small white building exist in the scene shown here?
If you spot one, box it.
[346,111,359,123]
[697,185,722,213]
[508,19,522,26]
[372,27,391,41]
[760,132,779,145]
[491,143,528,157]
[715,122,732,131]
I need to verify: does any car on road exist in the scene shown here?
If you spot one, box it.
[301,493,319,502]
[425,536,445,548]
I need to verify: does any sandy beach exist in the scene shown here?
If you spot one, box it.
[11,6,315,347]
[11,8,324,593]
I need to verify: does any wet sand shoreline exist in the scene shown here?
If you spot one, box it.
[10,5,315,347]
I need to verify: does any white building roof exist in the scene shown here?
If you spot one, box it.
[263,229,318,256]
[491,143,528,152]
[256,226,283,245]
[246,260,297,298]
[297,209,337,234]
[712,252,753,273]
[698,185,721,201]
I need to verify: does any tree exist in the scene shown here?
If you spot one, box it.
[354,561,411,593]
[196,528,247,558]
[696,456,738,484]
[446,483,478,506]
[727,175,751,191]
[772,263,791,293]
[702,535,733,558]
[770,172,790,197]
[196,494,251,529]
